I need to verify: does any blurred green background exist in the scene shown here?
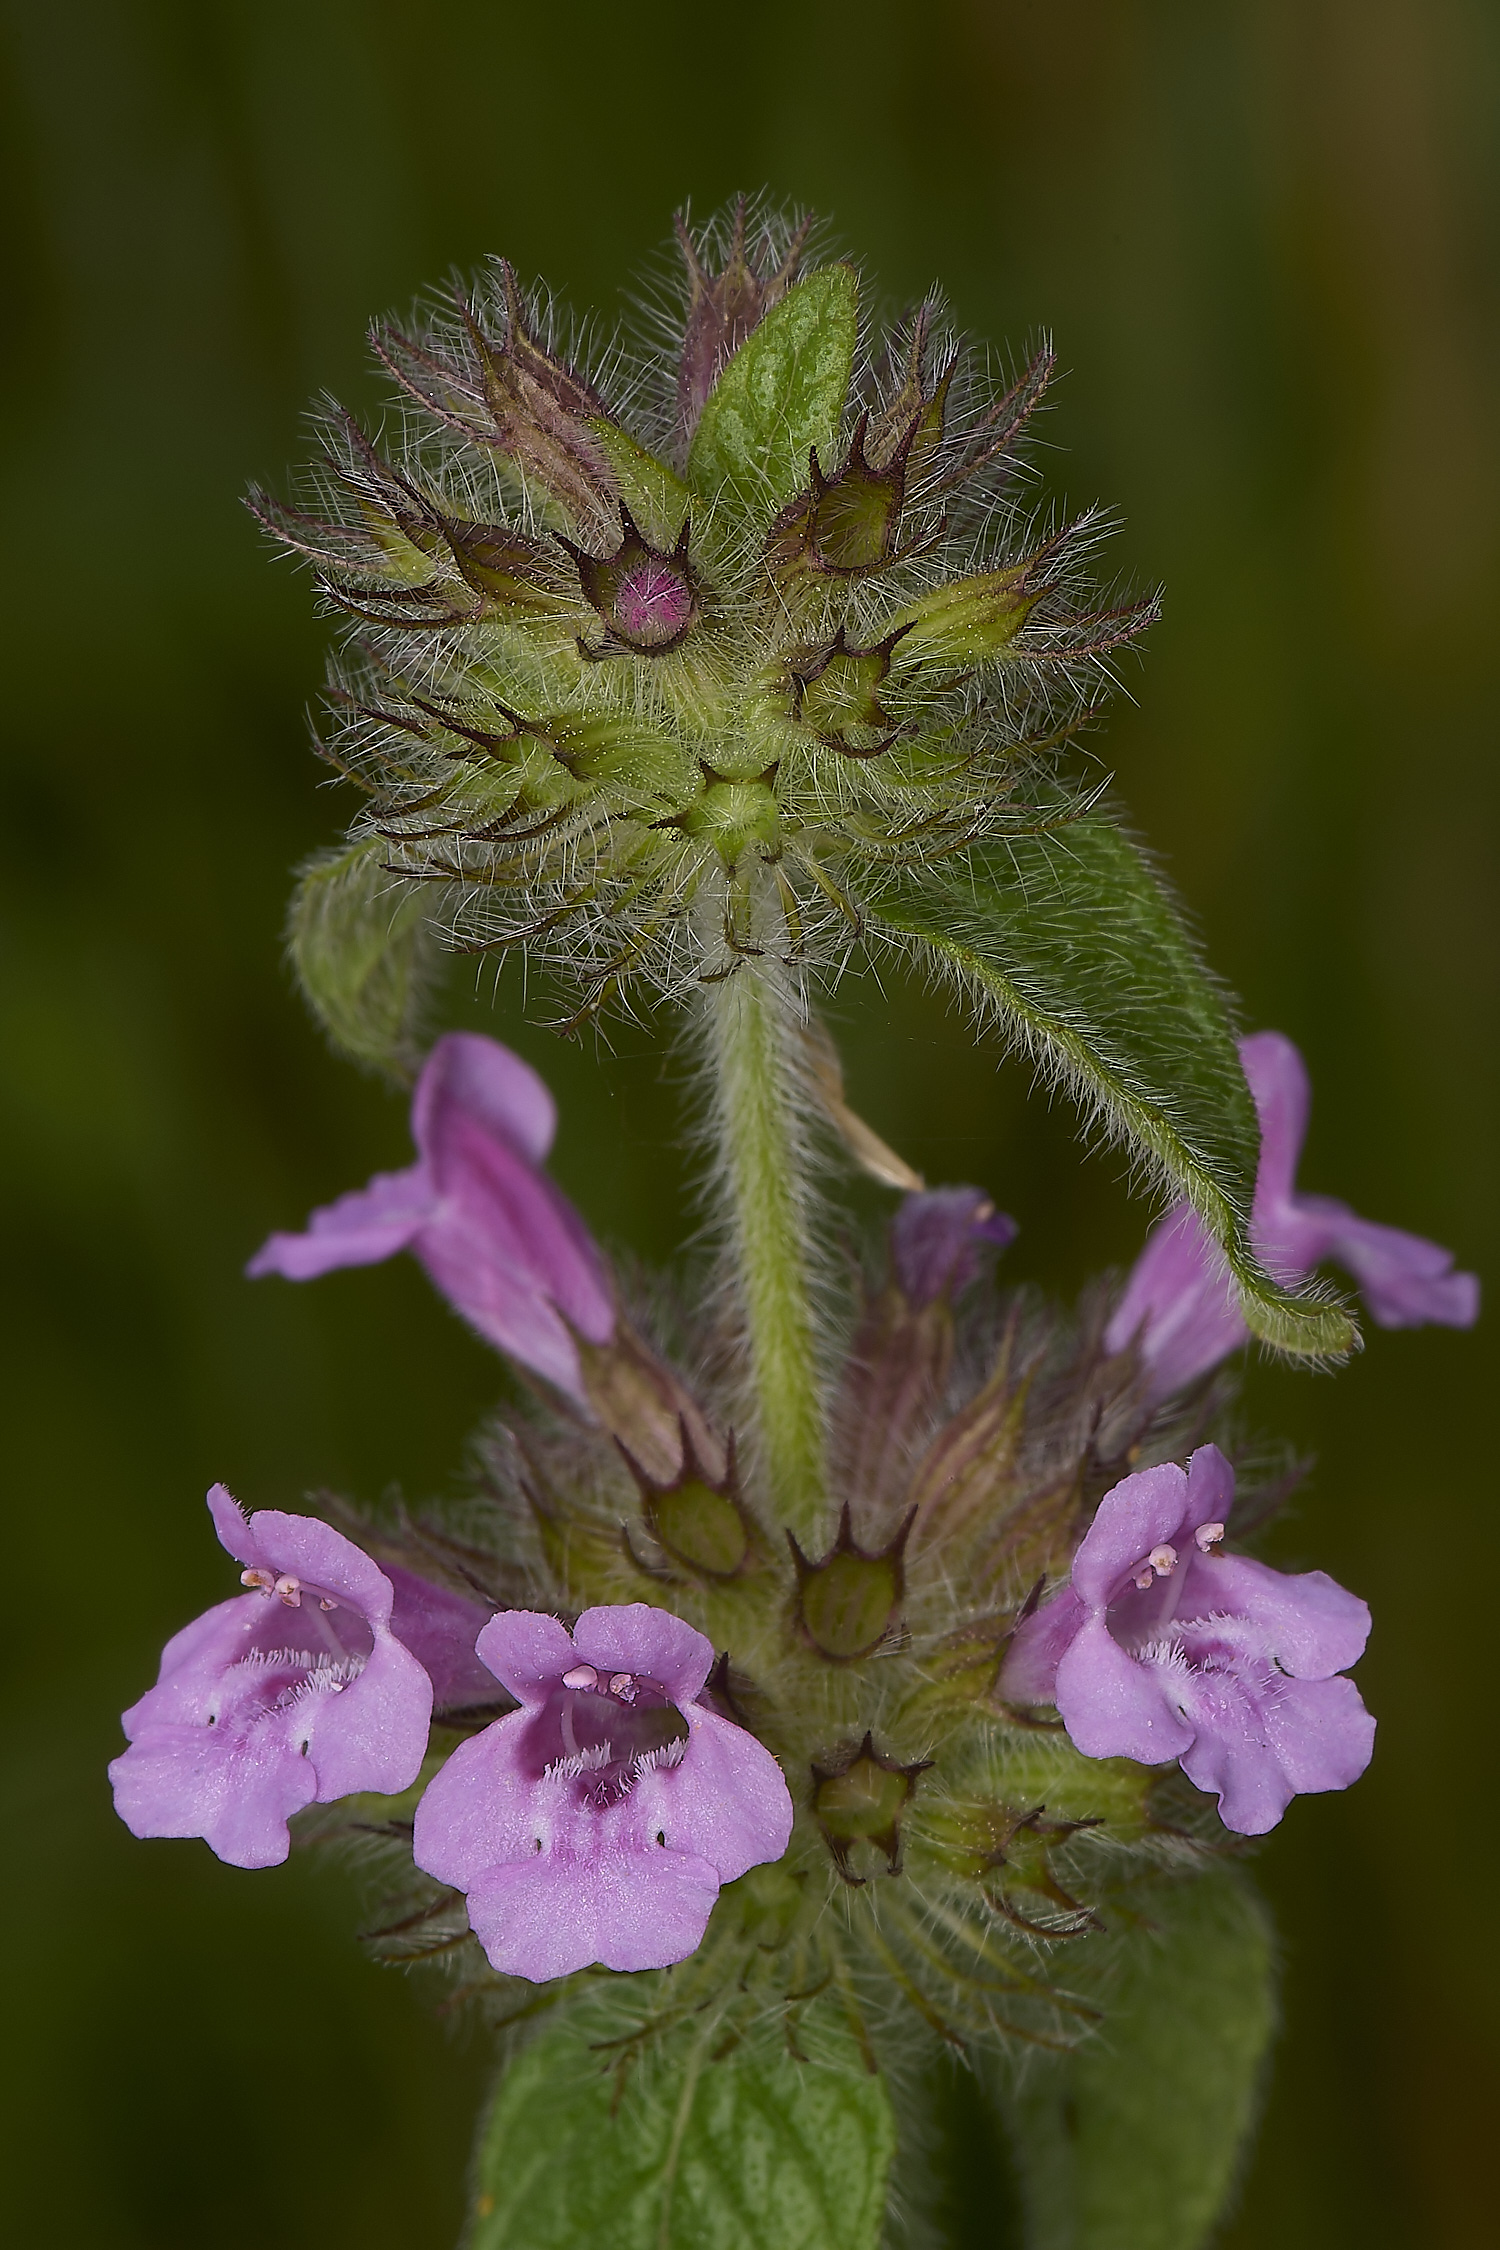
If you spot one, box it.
[2,1,1494,2242]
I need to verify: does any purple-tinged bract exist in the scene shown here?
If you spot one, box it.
[109,1487,438,1868]
[1106,1031,1479,1397]
[1001,1445,1375,1834]
[412,1602,794,1981]
[248,1032,615,1400]
[891,1185,1017,1307]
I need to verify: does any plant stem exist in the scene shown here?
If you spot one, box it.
[701,955,826,1535]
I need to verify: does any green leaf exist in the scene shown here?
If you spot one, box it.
[588,419,692,548]
[992,1868,1277,2250]
[687,266,859,523]
[468,1997,895,2250]
[856,815,1358,1360]
[287,840,439,1076]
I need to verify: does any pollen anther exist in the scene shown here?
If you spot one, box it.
[1195,1522,1226,1553]
[241,1568,274,1591]
[274,1574,302,1608]
[1148,1544,1178,1577]
[561,1664,599,1691]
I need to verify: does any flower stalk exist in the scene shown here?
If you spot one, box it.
[700,949,826,1535]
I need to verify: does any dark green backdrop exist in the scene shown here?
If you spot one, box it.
[2,2,1494,2243]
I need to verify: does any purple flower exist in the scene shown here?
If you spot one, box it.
[1000,1445,1374,1835]
[412,1602,794,1981]
[109,1486,442,1868]
[1106,1031,1479,1397]
[248,1033,615,1402]
[891,1186,1017,1306]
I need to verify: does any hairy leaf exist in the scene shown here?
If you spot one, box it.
[858,818,1358,1360]
[588,419,692,548]
[687,266,860,522]
[993,1868,1277,2250]
[287,840,438,1076]
[468,1998,894,2250]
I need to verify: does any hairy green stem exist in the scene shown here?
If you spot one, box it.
[701,957,826,1534]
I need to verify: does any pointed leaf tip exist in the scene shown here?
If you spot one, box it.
[687,265,860,524]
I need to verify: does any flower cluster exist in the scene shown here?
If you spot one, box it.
[114,1023,1474,2007]
[256,200,1140,1029]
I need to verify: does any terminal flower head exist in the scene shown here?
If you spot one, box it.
[1001,1445,1375,1835]
[249,1033,615,1402]
[412,1602,793,1982]
[1107,1031,1479,1397]
[109,1487,439,1868]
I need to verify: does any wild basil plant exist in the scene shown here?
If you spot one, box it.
[111,202,1477,2250]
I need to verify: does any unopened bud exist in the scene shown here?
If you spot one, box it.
[789,1504,913,1661]
[811,1733,932,1881]
[888,563,1037,670]
[789,626,910,755]
[619,1426,757,1581]
[558,504,701,656]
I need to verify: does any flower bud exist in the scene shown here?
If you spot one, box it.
[811,1733,932,1881]
[619,1427,759,1580]
[788,626,911,755]
[922,1801,1100,1934]
[889,563,1038,670]
[558,504,702,655]
[766,414,916,579]
[789,1504,913,1661]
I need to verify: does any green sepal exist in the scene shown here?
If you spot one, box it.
[467,1992,895,2250]
[286,839,439,1077]
[687,266,859,524]
[857,815,1358,1361]
[990,1866,1277,2250]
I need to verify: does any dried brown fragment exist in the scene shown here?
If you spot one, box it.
[573,1318,725,1488]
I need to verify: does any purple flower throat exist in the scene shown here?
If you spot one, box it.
[216,1568,373,1735]
[526,1665,689,1807]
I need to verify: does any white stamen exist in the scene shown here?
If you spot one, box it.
[1133,1567,1155,1590]
[1194,1522,1226,1553]
[636,1738,687,1775]
[561,1664,599,1691]
[544,1741,614,1782]
[241,1568,274,1591]
[608,1672,636,1702]
[274,1574,302,1608]
[1149,1544,1178,1578]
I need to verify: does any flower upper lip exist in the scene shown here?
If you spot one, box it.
[1105,1029,1479,1399]
[246,1032,615,1401]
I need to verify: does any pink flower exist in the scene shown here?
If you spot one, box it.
[1106,1032,1479,1397]
[413,1603,793,1982]
[249,1033,615,1402]
[108,1487,470,1868]
[1001,1445,1375,1835]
